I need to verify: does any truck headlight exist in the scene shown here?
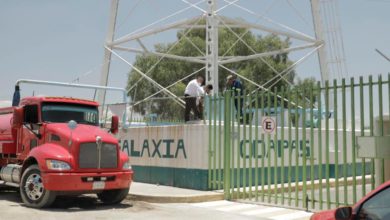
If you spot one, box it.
[122,159,132,170]
[46,160,71,171]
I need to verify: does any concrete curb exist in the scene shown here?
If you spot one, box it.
[230,175,372,198]
[126,175,371,203]
[126,193,224,203]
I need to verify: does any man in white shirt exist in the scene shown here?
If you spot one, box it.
[184,75,205,122]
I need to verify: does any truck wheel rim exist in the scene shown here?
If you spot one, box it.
[24,173,44,201]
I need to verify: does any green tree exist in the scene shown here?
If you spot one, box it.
[127,20,297,120]
[290,77,320,108]
[288,77,321,127]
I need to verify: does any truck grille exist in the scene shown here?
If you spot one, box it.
[78,143,118,169]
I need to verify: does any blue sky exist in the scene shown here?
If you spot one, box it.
[0,0,389,104]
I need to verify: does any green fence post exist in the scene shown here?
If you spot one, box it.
[317,81,323,210]
[208,95,213,189]
[255,91,259,201]
[342,78,348,206]
[231,92,236,197]
[261,91,266,202]
[288,90,293,206]
[309,84,315,209]
[378,75,384,184]
[350,78,357,204]
[333,79,340,207]
[236,92,242,199]
[302,87,308,210]
[213,94,217,189]
[368,75,375,190]
[218,95,223,190]
[359,76,366,197]
[280,87,285,205]
[387,73,390,185]
[325,80,331,209]
[249,92,253,200]
[224,91,232,200]
[243,91,247,199]
[267,91,272,203]
[294,89,299,208]
[273,87,279,204]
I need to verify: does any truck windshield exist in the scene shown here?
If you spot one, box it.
[42,103,99,126]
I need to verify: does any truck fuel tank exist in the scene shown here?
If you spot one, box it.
[0,164,21,183]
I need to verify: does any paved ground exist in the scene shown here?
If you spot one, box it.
[186,200,312,220]
[0,188,312,220]
[128,182,223,202]
[227,176,372,211]
[268,183,372,210]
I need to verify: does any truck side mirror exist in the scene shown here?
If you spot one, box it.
[110,115,119,135]
[12,107,24,129]
[335,206,352,220]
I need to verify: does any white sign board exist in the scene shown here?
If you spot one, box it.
[261,117,276,134]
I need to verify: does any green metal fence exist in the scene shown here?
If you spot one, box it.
[207,75,389,211]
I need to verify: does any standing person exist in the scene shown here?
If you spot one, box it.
[197,84,213,120]
[184,75,205,122]
[226,75,244,122]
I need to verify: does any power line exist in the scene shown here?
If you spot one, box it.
[375,49,390,63]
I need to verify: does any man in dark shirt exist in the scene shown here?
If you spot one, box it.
[226,75,244,122]
[197,84,213,120]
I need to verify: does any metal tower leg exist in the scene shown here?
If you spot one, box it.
[206,0,219,93]
[311,0,328,84]
[98,0,119,114]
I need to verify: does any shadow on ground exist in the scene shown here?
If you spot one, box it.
[0,188,154,212]
[0,188,22,204]
[48,195,133,211]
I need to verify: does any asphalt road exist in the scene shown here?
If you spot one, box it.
[0,188,264,220]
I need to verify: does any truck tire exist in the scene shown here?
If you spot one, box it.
[97,188,129,205]
[20,165,56,208]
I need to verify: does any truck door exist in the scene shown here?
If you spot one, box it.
[18,105,40,158]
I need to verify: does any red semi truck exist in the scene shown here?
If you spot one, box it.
[0,80,133,208]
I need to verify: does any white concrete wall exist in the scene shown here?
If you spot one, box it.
[119,124,361,170]
[119,124,209,169]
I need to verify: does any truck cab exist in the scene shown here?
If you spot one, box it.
[0,94,133,208]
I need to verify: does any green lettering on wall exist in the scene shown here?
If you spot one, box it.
[152,139,162,158]
[130,140,140,157]
[163,139,174,158]
[121,140,130,155]
[141,139,150,157]
[175,139,187,159]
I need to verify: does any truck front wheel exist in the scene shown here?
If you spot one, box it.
[97,188,129,205]
[20,165,57,208]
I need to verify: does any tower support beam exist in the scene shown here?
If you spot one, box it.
[311,0,329,84]
[98,0,119,115]
[206,0,219,93]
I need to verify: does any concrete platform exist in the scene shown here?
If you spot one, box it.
[127,182,224,203]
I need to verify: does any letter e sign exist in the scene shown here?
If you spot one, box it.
[261,117,276,134]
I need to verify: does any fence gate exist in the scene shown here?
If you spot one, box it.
[208,75,390,211]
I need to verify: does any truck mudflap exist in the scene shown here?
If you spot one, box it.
[41,171,133,191]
